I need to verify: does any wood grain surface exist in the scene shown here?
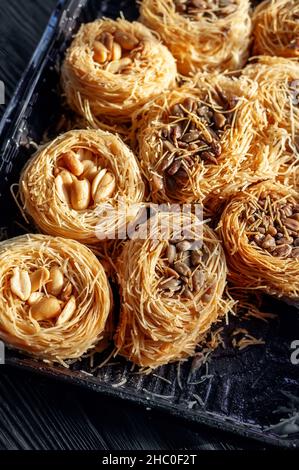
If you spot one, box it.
[0,0,265,451]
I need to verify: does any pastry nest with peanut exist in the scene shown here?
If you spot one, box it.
[61,18,177,127]
[0,234,112,364]
[19,129,145,250]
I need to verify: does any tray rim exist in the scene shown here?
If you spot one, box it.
[0,0,68,139]
[0,0,298,450]
[5,355,299,449]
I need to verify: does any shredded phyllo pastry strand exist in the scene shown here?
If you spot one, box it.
[19,129,144,249]
[140,0,251,75]
[252,0,299,58]
[115,211,234,369]
[218,181,299,299]
[0,234,112,364]
[61,18,177,127]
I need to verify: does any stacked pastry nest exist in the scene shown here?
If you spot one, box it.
[3,1,299,370]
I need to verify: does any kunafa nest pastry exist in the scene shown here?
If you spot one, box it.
[0,234,112,364]
[242,56,299,138]
[19,129,145,248]
[267,127,299,190]
[140,0,251,75]
[242,57,299,190]
[61,18,177,127]
[218,181,299,299]
[115,211,233,369]
[134,73,280,209]
[252,0,299,58]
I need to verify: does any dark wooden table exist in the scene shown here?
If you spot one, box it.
[0,0,264,451]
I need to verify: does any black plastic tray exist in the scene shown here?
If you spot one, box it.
[0,0,299,449]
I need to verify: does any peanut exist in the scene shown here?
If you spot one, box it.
[55,170,73,205]
[31,296,61,321]
[81,160,98,182]
[30,267,50,292]
[114,30,138,50]
[56,296,76,325]
[93,41,108,63]
[91,168,107,199]
[75,148,94,161]
[106,57,132,74]
[111,41,122,61]
[60,151,84,176]
[10,268,31,301]
[101,32,114,53]
[59,169,74,185]
[93,171,116,203]
[70,178,91,210]
[27,292,44,306]
[47,267,64,296]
